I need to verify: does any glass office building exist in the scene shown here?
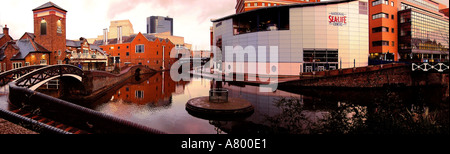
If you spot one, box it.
[212,0,369,75]
[398,7,449,62]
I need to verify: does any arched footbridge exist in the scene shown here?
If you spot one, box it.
[11,65,84,91]
[1,64,164,134]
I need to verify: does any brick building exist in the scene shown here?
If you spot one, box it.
[0,2,70,72]
[0,35,51,72]
[32,2,68,65]
[66,37,108,71]
[0,25,13,48]
[235,0,320,13]
[369,0,449,62]
[95,32,176,71]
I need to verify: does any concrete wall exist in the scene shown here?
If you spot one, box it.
[213,0,369,76]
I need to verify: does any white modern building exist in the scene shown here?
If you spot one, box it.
[212,0,369,76]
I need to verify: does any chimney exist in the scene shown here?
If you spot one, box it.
[103,28,108,45]
[3,25,9,36]
[117,26,122,44]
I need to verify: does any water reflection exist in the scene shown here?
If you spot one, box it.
[88,72,448,134]
[259,94,449,134]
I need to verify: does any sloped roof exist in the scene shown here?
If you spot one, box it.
[33,1,67,12]
[90,44,107,55]
[10,39,50,60]
[21,32,36,40]
[0,34,13,42]
[93,33,160,46]
[66,40,82,47]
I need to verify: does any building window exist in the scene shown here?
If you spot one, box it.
[135,44,145,53]
[372,40,390,46]
[384,0,389,5]
[391,14,394,19]
[118,46,120,49]
[58,50,61,56]
[391,1,394,6]
[303,49,339,72]
[56,19,62,34]
[247,3,250,7]
[391,28,394,33]
[40,59,47,65]
[83,49,89,56]
[268,3,271,6]
[372,0,383,6]
[135,91,144,99]
[392,41,395,47]
[262,2,265,6]
[25,62,30,66]
[372,26,389,33]
[254,2,257,6]
[13,62,22,69]
[372,13,389,19]
[126,52,129,56]
[40,19,47,35]
[57,60,62,64]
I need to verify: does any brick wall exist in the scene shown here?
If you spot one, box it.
[281,64,449,88]
[82,65,155,94]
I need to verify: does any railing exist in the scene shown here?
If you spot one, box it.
[71,53,107,59]
[8,82,166,134]
[412,63,449,73]
[0,65,46,87]
[209,88,229,103]
[14,64,84,89]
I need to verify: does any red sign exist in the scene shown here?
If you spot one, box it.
[328,12,347,26]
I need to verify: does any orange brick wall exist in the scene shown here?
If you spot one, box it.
[100,33,177,71]
[369,0,399,61]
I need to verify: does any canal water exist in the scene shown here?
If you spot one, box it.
[82,71,449,134]
[1,71,448,134]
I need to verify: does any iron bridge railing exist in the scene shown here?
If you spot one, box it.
[412,63,449,73]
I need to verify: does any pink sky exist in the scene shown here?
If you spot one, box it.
[0,0,448,50]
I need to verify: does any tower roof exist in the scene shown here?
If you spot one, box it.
[32,1,67,12]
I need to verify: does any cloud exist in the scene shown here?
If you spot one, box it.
[107,0,151,19]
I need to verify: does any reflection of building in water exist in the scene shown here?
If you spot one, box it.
[218,82,337,133]
[112,72,181,106]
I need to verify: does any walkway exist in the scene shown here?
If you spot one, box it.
[0,118,37,134]
[0,94,36,134]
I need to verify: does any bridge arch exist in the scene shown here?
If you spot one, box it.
[12,65,84,91]
[0,65,47,87]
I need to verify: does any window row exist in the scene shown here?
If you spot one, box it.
[372,0,394,7]
[372,12,395,20]
[372,13,389,19]
[372,26,395,33]
[372,40,395,47]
